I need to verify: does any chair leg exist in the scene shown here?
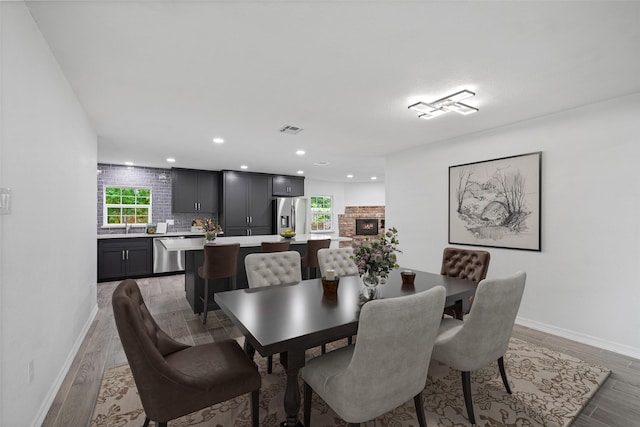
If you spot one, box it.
[156,422,167,427]
[498,356,512,394]
[251,389,260,427]
[349,424,360,427]
[414,392,427,427]
[461,371,476,425]
[304,381,312,427]
[267,355,273,374]
[202,279,209,324]
[143,418,150,427]
[348,336,353,345]
[321,344,327,354]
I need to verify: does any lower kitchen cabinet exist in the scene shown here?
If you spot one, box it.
[98,238,153,282]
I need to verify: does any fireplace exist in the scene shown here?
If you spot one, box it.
[355,218,379,236]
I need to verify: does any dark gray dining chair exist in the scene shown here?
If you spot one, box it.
[301,286,446,427]
[431,271,526,425]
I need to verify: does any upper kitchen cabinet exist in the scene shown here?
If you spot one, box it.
[172,168,219,213]
[272,175,305,197]
[221,171,273,236]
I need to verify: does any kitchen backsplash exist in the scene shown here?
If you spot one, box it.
[97,164,217,234]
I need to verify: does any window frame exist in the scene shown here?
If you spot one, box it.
[310,195,333,233]
[102,186,153,227]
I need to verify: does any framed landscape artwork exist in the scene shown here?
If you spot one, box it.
[449,152,541,251]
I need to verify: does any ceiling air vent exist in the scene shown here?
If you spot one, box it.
[279,125,303,135]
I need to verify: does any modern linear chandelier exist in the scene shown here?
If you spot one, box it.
[408,89,479,120]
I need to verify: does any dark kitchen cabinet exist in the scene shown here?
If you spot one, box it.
[272,175,305,197]
[98,238,152,282]
[172,169,219,213]
[221,171,273,236]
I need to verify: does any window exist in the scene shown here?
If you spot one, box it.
[310,195,332,232]
[104,186,152,226]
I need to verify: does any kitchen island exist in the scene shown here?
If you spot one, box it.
[162,234,351,314]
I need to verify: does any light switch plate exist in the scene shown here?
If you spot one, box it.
[0,188,11,215]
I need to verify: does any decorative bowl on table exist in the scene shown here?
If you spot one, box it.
[280,230,296,239]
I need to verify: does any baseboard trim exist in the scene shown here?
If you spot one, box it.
[31,303,99,427]
[516,316,640,360]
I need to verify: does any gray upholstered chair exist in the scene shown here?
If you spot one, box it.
[431,271,526,425]
[112,279,261,427]
[317,247,359,278]
[301,286,446,427]
[245,250,302,372]
[441,247,491,319]
[245,250,302,288]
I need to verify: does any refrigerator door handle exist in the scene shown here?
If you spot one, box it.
[291,204,296,232]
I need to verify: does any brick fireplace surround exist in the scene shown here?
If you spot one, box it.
[338,206,385,247]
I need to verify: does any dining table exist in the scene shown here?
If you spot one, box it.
[214,268,478,427]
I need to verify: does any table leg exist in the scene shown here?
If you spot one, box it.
[453,300,464,320]
[280,348,305,427]
[244,339,256,360]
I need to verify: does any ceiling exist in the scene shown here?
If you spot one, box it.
[26,1,640,182]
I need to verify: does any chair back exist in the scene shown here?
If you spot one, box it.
[245,250,302,288]
[112,279,190,419]
[434,271,526,371]
[440,247,490,282]
[199,243,240,279]
[317,247,359,277]
[301,238,331,268]
[328,287,446,421]
[261,240,291,253]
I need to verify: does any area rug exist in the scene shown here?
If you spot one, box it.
[90,337,610,427]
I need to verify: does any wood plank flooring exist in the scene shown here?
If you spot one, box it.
[42,275,640,427]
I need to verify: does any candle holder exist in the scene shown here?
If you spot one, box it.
[401,270,416,285]
[321,277,340,297]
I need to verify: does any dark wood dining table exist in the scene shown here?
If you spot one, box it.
[214,268,477,427]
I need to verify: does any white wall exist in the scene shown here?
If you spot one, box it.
[0,3,98,426]
[344,182,385,206]
[386,93,640,358]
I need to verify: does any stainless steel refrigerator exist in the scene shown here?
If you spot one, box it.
[274,197,308,235]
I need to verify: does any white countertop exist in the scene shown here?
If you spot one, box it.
[97,231,206,239]
[160,234,351,251]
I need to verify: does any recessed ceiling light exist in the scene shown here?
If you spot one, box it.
[240,165,248,169]
[296,150,305,156]
[313,161,330,166]
[297,170,304,174]
[347,174,354,178]
[212,137,224,144]
[166,158,176,163]
[371,176,377,180]
[125,161,133,166]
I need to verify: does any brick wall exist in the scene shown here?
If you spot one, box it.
[338,206,385,247]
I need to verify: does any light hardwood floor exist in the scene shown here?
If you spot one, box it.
[42,275,640,427]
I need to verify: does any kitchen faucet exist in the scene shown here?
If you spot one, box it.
[124,215,131,234]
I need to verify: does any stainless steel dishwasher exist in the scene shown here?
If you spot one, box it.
[153,236,186,273]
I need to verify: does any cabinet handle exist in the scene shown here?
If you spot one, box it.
[126,250,129,260]
[122,250,125,261]
[198,202,201,211]
[249,216,253,224]
[194,202,198,211]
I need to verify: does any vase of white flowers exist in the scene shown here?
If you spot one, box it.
[351,227,401,299]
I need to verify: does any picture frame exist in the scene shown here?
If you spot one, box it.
[449,151,541,251]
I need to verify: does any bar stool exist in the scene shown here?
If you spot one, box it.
[198,243,240,324]
[300,238,331,279]
[261,240,290,253]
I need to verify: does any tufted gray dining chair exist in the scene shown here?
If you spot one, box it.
[431,271,526,425]
[244,250,302,372]
[245,250,302,288]
[301,286,446,427]
[317,247,359,278]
